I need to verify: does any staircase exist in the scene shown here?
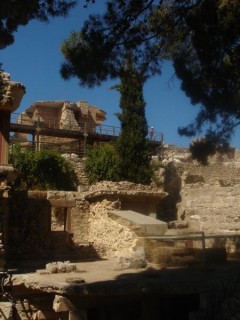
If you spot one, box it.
[110,210,226,267]
[142,234,203,266]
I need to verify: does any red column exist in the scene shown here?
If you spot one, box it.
[0,111,10,164]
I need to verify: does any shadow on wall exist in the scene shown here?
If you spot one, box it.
[156,164,182,222]
[7,191,100,265]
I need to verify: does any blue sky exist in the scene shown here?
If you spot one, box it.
[1,2,239,148]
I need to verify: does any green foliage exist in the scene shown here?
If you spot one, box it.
[10,145,77,190]
[116,61,152,184]
[0,1,77,50]
[189,137,230,164]
[60,0,163,86]
[189,138,216,165]
[61,0,240,144]
[174,0,240,142]
[85,143,120,184]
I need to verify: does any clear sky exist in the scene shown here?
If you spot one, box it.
[1,2,239,148]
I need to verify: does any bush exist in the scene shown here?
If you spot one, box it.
[85,143,120,184]
[10,145,78,190]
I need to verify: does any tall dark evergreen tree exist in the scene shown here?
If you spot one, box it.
[117,61,151,184]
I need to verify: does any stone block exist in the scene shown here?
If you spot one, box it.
[114,247,147,270]
[110,210,167,236]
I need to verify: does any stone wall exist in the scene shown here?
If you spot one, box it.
[7,147,240,263]
[7,190,91,261]
[8,191,52,260]
[157,145,240,237]
[182,185,240,233]
[71,197,90,245]
[6,183,157,264]
[62,154,89,186]
[48,184,162,267]
[179,162,240,234]
[88,200,142,260]
[59,151,240,236]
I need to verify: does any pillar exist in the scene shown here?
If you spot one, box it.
[64,208,72,232]
[0,72,26,273]
[0,111,10,164]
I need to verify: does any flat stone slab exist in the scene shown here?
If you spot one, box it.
[111,210,167,236]
[13,259,240,298]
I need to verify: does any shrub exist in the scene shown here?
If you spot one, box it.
[85,143,120,184]
[10,145,77,190]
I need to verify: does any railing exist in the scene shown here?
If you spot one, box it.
[10,112,164,142]
[11,112,121,138]
[153,231,240,264]
[95,124,121,137]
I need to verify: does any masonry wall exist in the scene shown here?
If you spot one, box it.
[88,200,138,258]
[71,198,90,245]
[6,185,150,263]
[61,151,240,236]
[8,191,52,260]
[157,145,240,236]
[182,185,240,233]
[7,191,93,261]
[7,149,240,262]
[62,154,89,186]
[178,161,240,234]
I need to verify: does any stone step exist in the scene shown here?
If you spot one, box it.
[145,245,198,266]
[142,236,226,266]
[148,252,198,266]
[143,236,196,249]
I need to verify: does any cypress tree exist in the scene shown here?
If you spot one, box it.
[117,62,152,184]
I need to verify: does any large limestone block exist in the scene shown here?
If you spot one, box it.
[110,210,168,236]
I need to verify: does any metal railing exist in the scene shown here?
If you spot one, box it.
[10,112,163,142]
[152,231,240,264]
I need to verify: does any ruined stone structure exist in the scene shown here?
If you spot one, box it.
[14,100,106,154]
[2,175,240,319]
[160,146,240,234]
[2,72,240,318]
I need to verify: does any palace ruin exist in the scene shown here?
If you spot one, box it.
[1,72,240,319]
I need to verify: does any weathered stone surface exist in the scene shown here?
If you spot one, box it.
[63,154,89,187]
[168,220,188,229]
[66,277,85,284]
[53,295,74,312]
[109,209,167,236]
[0,71,26,112]
[151,146,240,245]
[114,247,147,269]
[45,261,77,273]
[88,200,138,259]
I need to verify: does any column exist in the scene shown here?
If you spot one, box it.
[0,111,10,164]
